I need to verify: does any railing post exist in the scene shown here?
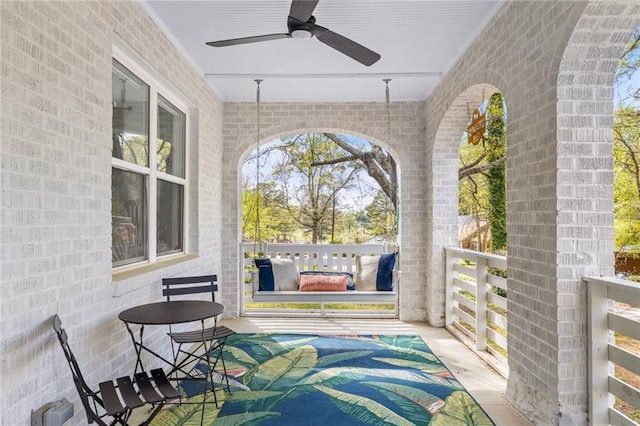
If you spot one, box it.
[587,279,610,425]
[475,255,488,351]
[445,249,455,328]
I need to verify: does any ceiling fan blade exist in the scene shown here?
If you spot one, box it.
[289,0,319,23]
[309,25,380,66]
[206,33,290,47]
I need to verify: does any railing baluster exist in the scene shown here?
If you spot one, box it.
[475,255,488,352]
[445,249,455,329]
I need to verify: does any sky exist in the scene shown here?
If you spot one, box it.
[614,69,640,107]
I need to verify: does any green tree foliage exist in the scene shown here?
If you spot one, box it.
[485,92,507,252]
[614,105,640,253]
[364,190,398,241]
[274,133,362,243]
[242,180,294,243]
[321,133,398,213]
[242,133,398,245]
[459,141,490,251]
[617,28,640,83]
[458,92,507,253]
[613,26,640,258]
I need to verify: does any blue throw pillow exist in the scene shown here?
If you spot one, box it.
[299,271,356,291]
[254,258,274,291]
[376,252,397,291]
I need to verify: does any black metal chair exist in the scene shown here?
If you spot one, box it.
[161,275,236,398]
[52,314,181,426]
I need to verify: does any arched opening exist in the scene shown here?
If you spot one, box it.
[450,90,509,368]
[458,92,507,255]
[241,132,398,246]
[238,131,402,317]
[608,23,640,422]
[613,26,640,280]
[427,83,500,326]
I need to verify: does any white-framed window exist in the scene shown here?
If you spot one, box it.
[111,55,188,268]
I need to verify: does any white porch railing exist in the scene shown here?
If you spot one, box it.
[445,247,508,376]
[585,276,640,426]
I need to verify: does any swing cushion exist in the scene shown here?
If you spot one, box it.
[299,271,356,290]
[299,274,348,292]
[355,253,397,291]
[255,258,300,291]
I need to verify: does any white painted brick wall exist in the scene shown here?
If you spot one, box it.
[424,1,639,424]
[0,2,223,424]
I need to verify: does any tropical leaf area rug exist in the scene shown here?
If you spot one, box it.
[152,333,495,426]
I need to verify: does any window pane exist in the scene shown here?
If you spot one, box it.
[157,95,185,178]
[112,168,147,266]
[112,60,149,167]
[157,180,183,256]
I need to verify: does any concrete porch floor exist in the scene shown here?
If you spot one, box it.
[220,317,532,426]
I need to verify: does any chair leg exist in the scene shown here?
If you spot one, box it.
[216,339,232,393]
[201,339,216,425]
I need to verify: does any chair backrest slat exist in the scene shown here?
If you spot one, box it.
[162,275,217,285]
[161,275,218,302]
[163,285,218,297]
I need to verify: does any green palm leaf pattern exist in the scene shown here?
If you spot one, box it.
[378,335,428,349]
[246,345,318,390]
[223,375,251,391]
[299,366,457,388]
[372,357,451,375]
[211,411,281,426]
[231,334,317,362]
[315,384,416,426]
[430,391,494,426]
[223,345,259,368]
[363,382,444,420]
[151,391,222,425]
[223,390,282,403]
[316,350,375,368]
[375,344,441,364]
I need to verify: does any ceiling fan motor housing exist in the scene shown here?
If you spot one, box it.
[288,15,315,39]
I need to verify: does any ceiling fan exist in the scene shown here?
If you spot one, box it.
[205,0,380,66]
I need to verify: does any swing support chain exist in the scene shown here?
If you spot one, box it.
[254,79,263,258]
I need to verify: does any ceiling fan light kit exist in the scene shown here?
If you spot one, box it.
[206,0,380,66]
[291,29,312,40]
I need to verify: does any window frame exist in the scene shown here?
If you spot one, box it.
[112,48,189,269]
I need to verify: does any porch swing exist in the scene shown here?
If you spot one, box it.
[248,80,400,312]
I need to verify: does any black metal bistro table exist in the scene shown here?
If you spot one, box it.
[119,300,224,423]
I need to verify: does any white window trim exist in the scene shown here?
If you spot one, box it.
[112,47,190,270]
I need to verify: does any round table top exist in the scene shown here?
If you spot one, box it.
[118,300,224,325]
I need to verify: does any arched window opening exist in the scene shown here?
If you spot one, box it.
[458,92,507,256]
[613,26,640,281]
[242,132,398,246]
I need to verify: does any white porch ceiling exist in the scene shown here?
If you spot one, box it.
[142,0,504,102]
